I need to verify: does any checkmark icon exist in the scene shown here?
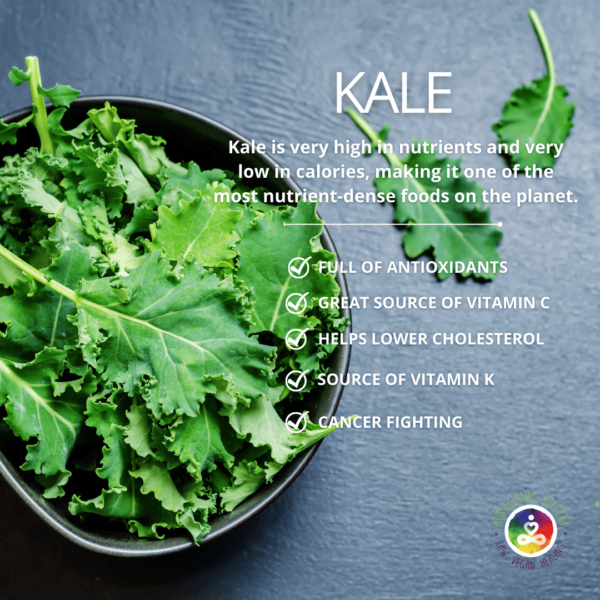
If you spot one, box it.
[285,369,310,392]
[285,411,309,433]
[286,292,309,315]
[285,328,309,351]
[288,257,311,279]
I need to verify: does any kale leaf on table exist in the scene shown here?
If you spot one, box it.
[492,9,575,170]
[347,110,503,281]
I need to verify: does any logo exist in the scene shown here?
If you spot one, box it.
[504,505,557,558]
[491,491,569,570]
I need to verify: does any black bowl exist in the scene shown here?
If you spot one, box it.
[0,97,351,557]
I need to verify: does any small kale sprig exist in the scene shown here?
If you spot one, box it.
[492,9,575,170]
[347,109,503,281]
[2,56,81,154]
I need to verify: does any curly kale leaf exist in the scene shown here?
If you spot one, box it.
[148,182,243,268]
[0,348,95,498]
[0,244,276,419]
[235,200,340,336]
[492,10,575,169]
[347,110,503,280]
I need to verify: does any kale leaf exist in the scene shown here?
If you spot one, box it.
[347,110,503,280]
[492,9,575,169]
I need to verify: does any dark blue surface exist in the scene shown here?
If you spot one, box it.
[0,0,598,598]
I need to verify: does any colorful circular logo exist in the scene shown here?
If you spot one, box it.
[505,504,557,557]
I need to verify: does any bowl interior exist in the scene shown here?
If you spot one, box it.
[0,97,351,557]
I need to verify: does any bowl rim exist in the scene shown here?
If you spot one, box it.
[0,95,352,557]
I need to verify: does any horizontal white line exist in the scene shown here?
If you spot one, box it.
[285,222,503,227]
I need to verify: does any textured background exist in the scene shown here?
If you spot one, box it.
[0,0,599,598]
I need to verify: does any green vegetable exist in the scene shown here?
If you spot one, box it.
[12,57,80,155]
[0,348,94,498]
[0,113,33,146]
[0,58,348,543]
[492,9,575,169]
[347,110,503,280]
[148,182,243,267]
[236,200,340,336]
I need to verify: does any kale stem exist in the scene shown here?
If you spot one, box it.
[528,9,555,87]
[25,56,54,156]
[345,108,403,170]
[0,242,74,302]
